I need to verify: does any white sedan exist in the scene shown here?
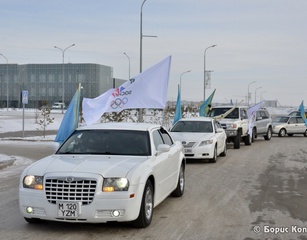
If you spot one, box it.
[19,122,185,228]
[170,117,227,163]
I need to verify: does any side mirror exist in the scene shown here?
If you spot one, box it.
[216,128,223,133]
[157,144,170,153]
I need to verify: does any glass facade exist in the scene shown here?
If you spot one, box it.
[0,63,124,108]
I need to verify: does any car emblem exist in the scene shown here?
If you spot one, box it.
[66,177,74,183]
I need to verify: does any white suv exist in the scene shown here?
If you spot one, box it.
[208,105,251,149]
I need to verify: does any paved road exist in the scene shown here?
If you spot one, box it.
[0,136,307,239]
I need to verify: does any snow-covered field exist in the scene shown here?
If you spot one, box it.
[0,106,296,164]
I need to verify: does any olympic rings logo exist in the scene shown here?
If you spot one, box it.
[110,97,128,109]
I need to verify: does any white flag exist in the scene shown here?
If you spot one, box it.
[247,101,264,136]
[82,55,172,125]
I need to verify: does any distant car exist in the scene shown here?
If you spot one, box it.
[272,116,307,137]
[170,117,227,163]
[251,108,272,141]
[19,122,185,228]
[287,110,307,117]
[52,102,65,110]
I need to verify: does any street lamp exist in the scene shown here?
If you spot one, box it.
[260,91,267,101]
[139,0,157,122]
[54,44,75,113]
[180,70,191,98]
[247,81,256,106]
[123,52,131,80]
[0,53,9,111]
[204,44,217,101]
[255,87,262,104]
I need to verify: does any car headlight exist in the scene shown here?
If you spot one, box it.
[102,178,129,192]
[226,123,237,129]
[199,139,214,146]
[23,175,43,190]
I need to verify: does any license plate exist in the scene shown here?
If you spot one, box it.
[185,149,192,153]
[57,202,81,217]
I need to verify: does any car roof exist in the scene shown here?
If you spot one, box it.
[77,122,162,131]
[177,117,213,122]
[211,105,248,108]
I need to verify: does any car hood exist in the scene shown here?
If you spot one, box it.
[170,132,215,142]
[24,155,148,178]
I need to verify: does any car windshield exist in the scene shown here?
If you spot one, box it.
[57,129,150,156]
[273,116,289,123]
[171,121,213,133]
[208,108,239,119]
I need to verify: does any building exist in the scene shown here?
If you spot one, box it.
[0,63,125,108]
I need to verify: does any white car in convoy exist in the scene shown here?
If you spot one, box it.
[19,122,185,228]
[170,117,227,163]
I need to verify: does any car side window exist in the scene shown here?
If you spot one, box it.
[159,128,174,146]
[289,117,297,124]
[152,130,164,150]
[297,117,304,124]
[241,109,248,119]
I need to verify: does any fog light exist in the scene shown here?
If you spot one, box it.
[112,210,120,217]
[26,207,33,214]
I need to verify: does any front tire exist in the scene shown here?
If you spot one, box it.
[209,145,217,163]
[278,128,286,137]
[264,127,272,140]
[133,180,154,228]
[220,140,227,157]
[234,135,241,149]
[244,134,252,146]
[171,163,185,197]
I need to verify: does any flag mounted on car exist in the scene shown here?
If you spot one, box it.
[82,56,172,125]
[173,85,182,125]
[199,89,216,117]
[299,101,307,126]
[54,83,81,144]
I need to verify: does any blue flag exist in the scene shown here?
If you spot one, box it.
[299,101,307,126]
[199,89,216,117]
[55,84,81,144]
[173,85,182,125]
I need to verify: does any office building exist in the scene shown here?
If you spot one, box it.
[0,63,125,108]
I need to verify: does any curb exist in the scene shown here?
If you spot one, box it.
[0,157,16,170]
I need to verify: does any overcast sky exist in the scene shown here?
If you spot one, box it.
[1,0,307,107]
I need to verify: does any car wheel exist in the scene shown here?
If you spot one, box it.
[304,129,307,137]
[278,128,286,137]
[133,180,154,228]
[264,127,272,140]
[171,163,185,197]
[252,128,256,142]
[209,145,217,163]
[244,134,252,146]
[234,135,241,149]
[220,140,227,157]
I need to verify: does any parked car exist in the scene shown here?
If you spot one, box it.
[170,117,227,163]
[251,108,272,141]
[287,110,307,117]
[19,122,185,228]
[272,116,307,137]
[52,102,66,109]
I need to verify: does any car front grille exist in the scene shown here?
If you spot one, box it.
[45,178,97,205]
[182,142,196,148]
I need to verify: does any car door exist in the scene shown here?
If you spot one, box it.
[287,117,298,133]
[296,117,306,133]
[214,121,225,153]
[151,129,179,203]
